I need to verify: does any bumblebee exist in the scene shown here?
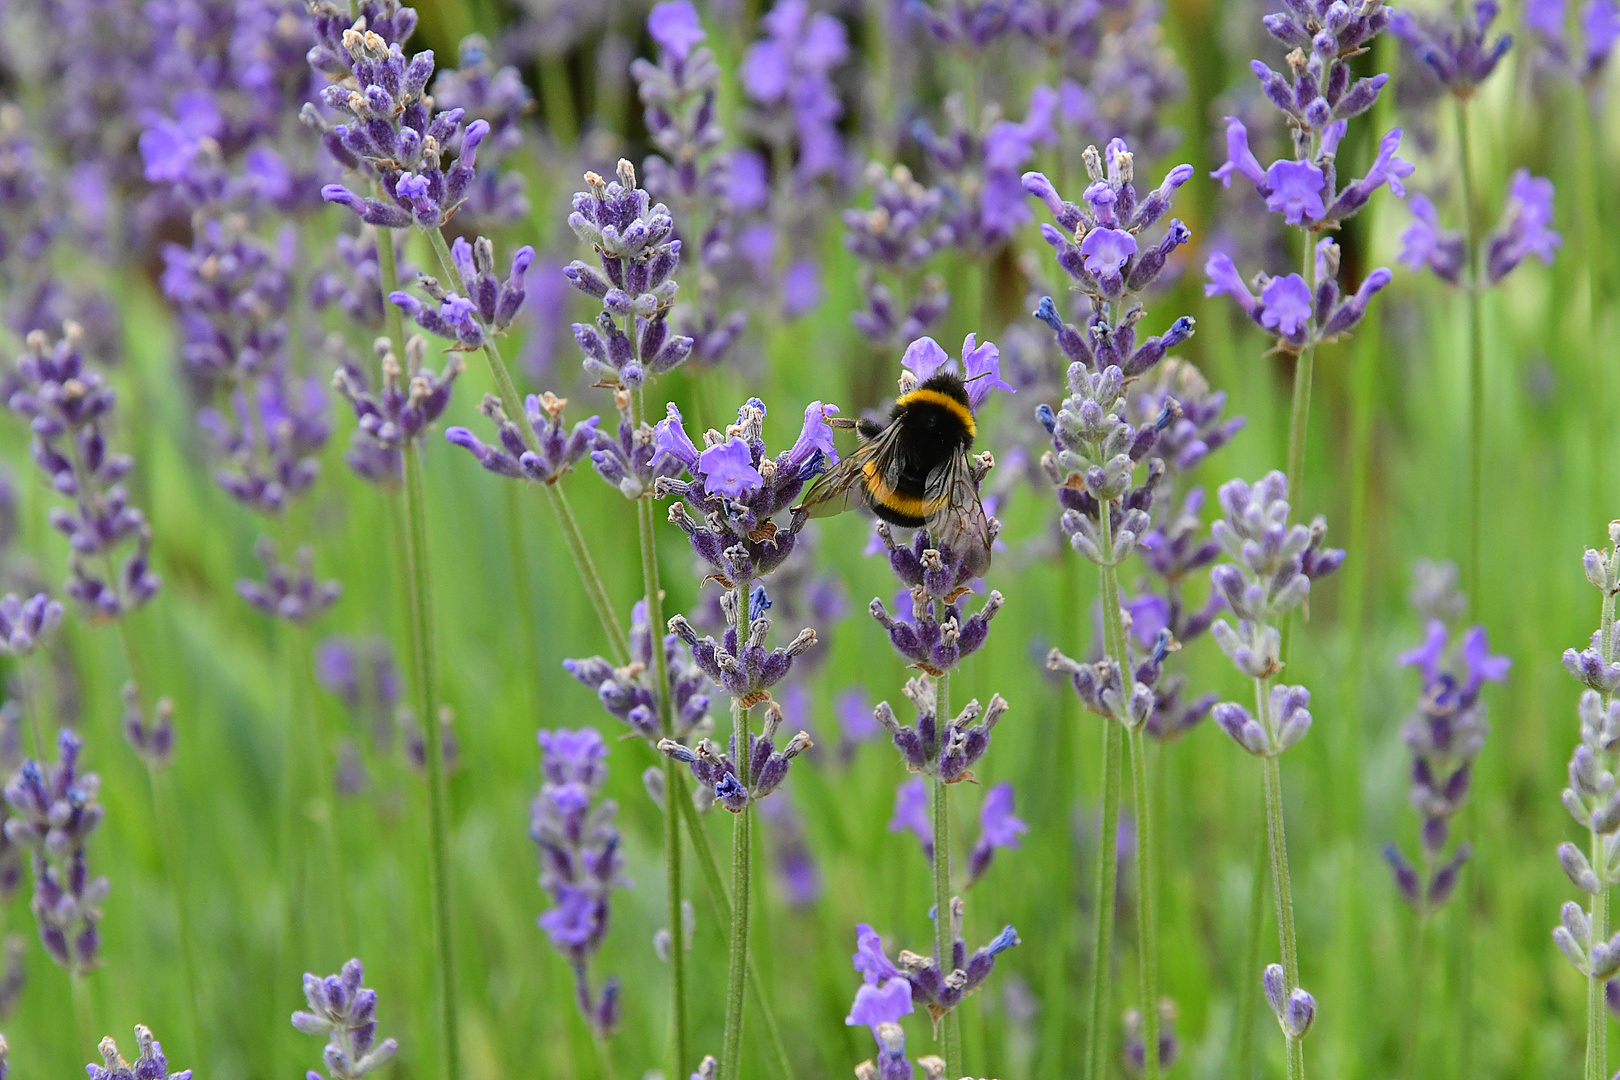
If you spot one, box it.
[793,370,993,580]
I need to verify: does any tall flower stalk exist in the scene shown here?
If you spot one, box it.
[1207,0,1403,520]
[1555,525,1620,1080]
[1204,473,1343,1079]
[1023,138,1194,1080]
[653,396,828,1079]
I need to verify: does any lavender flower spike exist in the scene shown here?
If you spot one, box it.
[0,592,63,656]
[658,698,813,811]
[87,1026,192,1080]
[236,539,343,624]
[4,728,107,974]
[291,958,400,1080]
[446,392,603,485]
[533,727,627,1037]
[850,911,1020,1023]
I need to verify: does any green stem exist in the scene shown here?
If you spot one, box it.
[1455,96,1486,613]
[70,971,97,1067]
[1127,726,1161,1080]
[626,383,688,1078]
[18,655,44,759]
[1401,913,1430,1079]
[541,483,630,665]
[720,692,753,1080]
[292,623,353,952]
[1086,503,1127,1080]
[1578,92,1607,520]
[674,770,795,1080]
[1233,827,1268,1079]
[401,439,460,1080]
[375,228,409,385]
[933,667,960,1078]
[1589,585,1617,1080]
[1257,680,1305,1080]
[147,764,205,1064]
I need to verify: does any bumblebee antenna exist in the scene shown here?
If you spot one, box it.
[963,370,993,383]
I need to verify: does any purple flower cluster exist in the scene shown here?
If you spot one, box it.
[869,534,1004,675]
[669,584,818,710]
[236,538,342,625]
[1400,170,1562,285]
[87,1026,192,1080]
[565,160,694,388]
[311,228,413,330]
[844,163,955,347]
[564,599,713,744]
[390,235,534,350]
[1205,0,1404,348]
[655,397,838,583]
[874,674,1009,785]
[291,957,400,1080]
[7,326,160,618]
[1391,0,1513,94]
[331,334,462,474]
[3,729,107,974]
[849,914,1020,1026]
[0,592,63,657]
[758,789,821,907]
[659,697,813,811]
[1048,0,1188,164]
[1204,472,1343,748]
[1024,139,1194,310]
[1383,596,1507,913]
[888,776,1026,884]
[123,683,177,768]
[312,5,495,230]
[447,391,603,485]
[0,705,22,900]
[532,727,626,1037]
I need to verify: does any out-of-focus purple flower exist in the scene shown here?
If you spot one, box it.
[1399,194,1468,284]
[1529,0,1620,80]
[844,162,956,347]
[316,634,401,756]
[741,0,850,184]
[291,957,399,1080]
[122,684,176,768]
[966,781,1028,885]
[917,84,1058,254]
[532,727,627,1037]
[87,1026,193,1080]
[7,325,161,618]
[1391,1,1514,93]
[3,728,107,974]
[889,777,934,859]
[428,35,531,226]
[758,787,821,907]
[1484,170,1562,282]
[236,538,342,625]
[0,592,63,657]
[1123,999,1180,1077]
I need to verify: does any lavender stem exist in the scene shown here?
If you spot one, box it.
[1577,93,1608,522]
[17,656,43,760]
[720,687,753,1080]
[1127,725,1162,1080]
[1399,912,1429,1077]
[291,621,353,950]
[1257,679,1305,1080]
[1086,501,1127,1080]
[627,384,689,1079]
[1590,584,1617,1080]
[70,972,96,1069]
[673,770,796,1080]
[932,662,960,1078]
[404,432,459,1080]
[1234,827,1268,1078]
[1456,96,1486,613]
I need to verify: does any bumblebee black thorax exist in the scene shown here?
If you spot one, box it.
[863,372,977,528]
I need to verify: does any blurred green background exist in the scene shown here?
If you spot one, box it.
[1,0,1615,1077]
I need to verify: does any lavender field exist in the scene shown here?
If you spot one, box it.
[0,0,1610,1075]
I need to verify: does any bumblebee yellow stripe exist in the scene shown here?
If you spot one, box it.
[894,388,976,438]
[861,460,947,517]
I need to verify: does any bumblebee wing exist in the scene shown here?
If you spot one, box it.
[924,448,993,580]
[793,420,905,518]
